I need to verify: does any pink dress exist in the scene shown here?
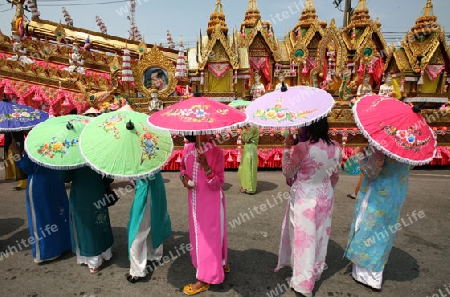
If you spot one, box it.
[275,140,341,295]
[180,142,228,284]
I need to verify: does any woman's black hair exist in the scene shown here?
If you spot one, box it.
[184,135,197,143]
[307,117,333,145]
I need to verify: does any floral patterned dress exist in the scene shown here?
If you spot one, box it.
[344,148,410,289]
[275,139,342,295]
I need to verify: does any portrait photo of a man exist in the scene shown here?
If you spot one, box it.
[143,67,168,90]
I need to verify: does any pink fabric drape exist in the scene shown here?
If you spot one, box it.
[207,63,230,79]
[425,65,445,81]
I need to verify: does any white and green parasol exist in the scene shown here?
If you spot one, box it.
[79,110,173,179]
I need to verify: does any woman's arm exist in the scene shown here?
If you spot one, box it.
[202,148,225,191]
[282,141,307,179]
[358,146,385,180]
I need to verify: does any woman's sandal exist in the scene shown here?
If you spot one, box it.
[126,274,143,284]
[223,263,230,273]
[183,283,210,295]
[89,258,108,274]
[239,187,247,193]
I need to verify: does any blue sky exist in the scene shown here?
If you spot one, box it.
[0,0,449,49]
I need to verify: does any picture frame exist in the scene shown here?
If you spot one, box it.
[133,46,176,98]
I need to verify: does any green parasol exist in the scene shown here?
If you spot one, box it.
[228,99,251,108]
[228,99,252,108]
[79,110,173,179]
[24,115,91,169]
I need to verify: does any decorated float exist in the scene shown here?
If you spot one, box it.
[0,0,449,168]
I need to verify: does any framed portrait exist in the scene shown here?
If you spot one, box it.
[143,67,169,91]
[133,46,176,98]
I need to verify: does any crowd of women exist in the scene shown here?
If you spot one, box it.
[3,115,412,296]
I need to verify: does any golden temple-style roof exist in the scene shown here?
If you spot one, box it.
[207,0,228,36]
[241,0,261,29]
[346,0,372,29]
[401,0,448,70]
[292,0,326,32]
[411,0,439,35]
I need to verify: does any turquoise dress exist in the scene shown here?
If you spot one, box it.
[61,167,114,257]
[344,156,410,272]
[128,172,172,255]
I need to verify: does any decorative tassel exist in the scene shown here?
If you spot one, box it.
[32,93,42,102]
[417,70,424,85]
[175,154,181,163]
[351,27,356,43]
[302,61,308,74]
[227,153,233,162]
[234,70,237,85]
[200,71,204,86]
[400,77,405,93]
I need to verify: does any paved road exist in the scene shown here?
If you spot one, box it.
[1,151,449,296]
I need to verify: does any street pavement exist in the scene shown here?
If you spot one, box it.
[1,149,449,296]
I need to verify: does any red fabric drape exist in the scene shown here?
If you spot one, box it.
[370,57,384,88]
[249,57,271,88]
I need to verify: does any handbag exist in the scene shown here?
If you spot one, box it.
[105,186,120,207]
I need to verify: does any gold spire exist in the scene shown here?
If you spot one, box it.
[347,0,371,28]
[207,0,228,36]
[411,0,438,35]
[292,0,326,32]
[241,0,261,29]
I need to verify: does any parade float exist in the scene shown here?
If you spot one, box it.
[0,0,449,167]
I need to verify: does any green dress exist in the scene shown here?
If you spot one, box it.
[61,167,114,257]
[127,172,172,256]
[238,126,259,194]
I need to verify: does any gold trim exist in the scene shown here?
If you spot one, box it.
[198,25,239,70]
[242,20,280,62]
[132,46,176,98]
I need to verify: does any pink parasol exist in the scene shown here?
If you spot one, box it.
[147,95,247,135]
[353,95,437,166]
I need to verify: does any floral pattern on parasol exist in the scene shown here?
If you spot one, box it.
[99,113,123,139]
[254,97,319,122]
[137,123,160,165]
[382,124,431,152]
[161,104,230,123]
[0,106,46,126]
[37,137,79,159]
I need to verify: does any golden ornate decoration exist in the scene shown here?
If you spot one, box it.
[53,23,66,43]
[242,20,280,62]
[292,0,327,32]
[241,0,261,29]
[207,0,228,36]
[198,24,239,70]
[132,45,176,98]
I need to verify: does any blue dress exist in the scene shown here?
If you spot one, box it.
[344,156,410,272]
[16,154,71,261]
